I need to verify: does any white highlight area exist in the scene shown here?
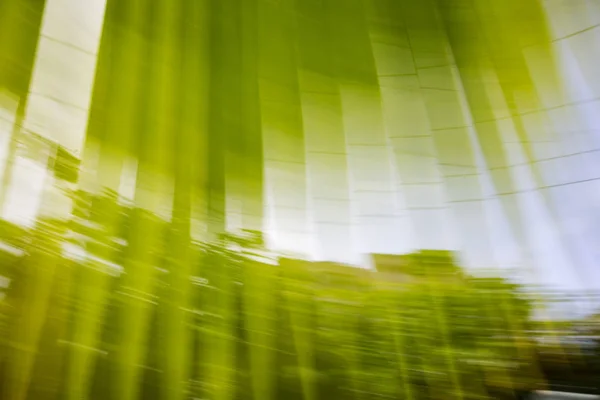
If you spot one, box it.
[532,391,599,399]
[2,153,48,228]
[0,0,107,228]
[22,0,107,157]
[0,91,18,186]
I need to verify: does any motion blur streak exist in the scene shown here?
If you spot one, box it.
[0,1,599,400]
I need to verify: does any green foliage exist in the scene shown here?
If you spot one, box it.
[0,190,598,400]
[0,191,543,400]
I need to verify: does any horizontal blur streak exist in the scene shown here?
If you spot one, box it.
[0,1,599,400]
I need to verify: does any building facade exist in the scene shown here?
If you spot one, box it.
[0,0,598,293]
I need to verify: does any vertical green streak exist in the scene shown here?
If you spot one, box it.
[418,260,465,399]
[189,0,212,243]
[324,0,379,87]
[257,0,313,393]
[111,0,175,398]
[282,262,317,400]
[200,246,236,400]
[243,261,276,400]
[64,1,145,398]
[198,2,242,398]
[0,0,45,96]
[158,1,194,399]
[240,0,264,233]
[2,218,64,400]
[158,2,211,400]
[342,279,368,400]
[206,0,230,239]
[181,2,212,394]
[373,284,414,400]
[288,293,317,400]
[390,311,415,400]
[221,0,243,235]
[323,0,389,394]
[26,256,74,400]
